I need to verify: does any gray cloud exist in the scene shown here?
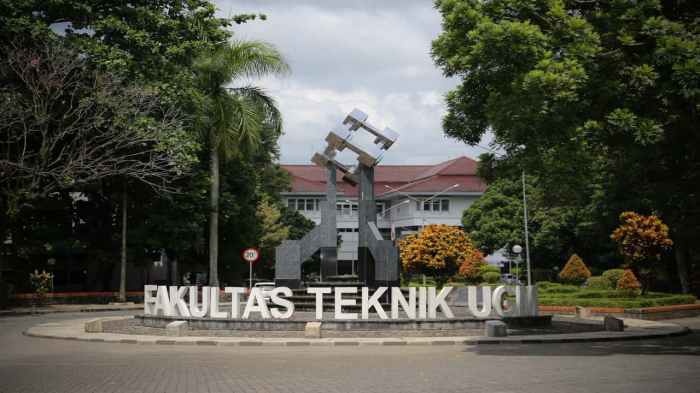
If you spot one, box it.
[214,0,486,164]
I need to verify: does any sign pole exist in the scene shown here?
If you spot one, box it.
[241,247,260,289]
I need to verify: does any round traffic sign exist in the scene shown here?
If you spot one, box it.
[242,248,260,263]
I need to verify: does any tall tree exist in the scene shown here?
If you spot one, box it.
[193,41,288,287]
[1,0,236,296]
[433,0,700,292]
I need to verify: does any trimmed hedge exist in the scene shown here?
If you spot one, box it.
[602,269,625,288]
[586,276,611,290]
[539,294,696,308]
[558,254,591,284]
[536,282,580,293]
[482,271,501,284]
[537,280,697,307]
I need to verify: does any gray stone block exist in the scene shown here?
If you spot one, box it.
[576,306,592,318]
[485,320,508,337]
[305,322,322,338]
[166,320,188,337]
[84,318,104,333]
[446,287,468,306]
[604,316,624,331]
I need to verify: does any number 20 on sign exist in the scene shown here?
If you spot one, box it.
[242,248,260,288]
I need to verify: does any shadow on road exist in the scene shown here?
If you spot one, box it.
[464,331,700,357]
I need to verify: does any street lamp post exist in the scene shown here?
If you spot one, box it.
[475,144,533,287]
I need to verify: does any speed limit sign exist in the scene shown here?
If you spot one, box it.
[242,248,260,289]
[242,248,260,263]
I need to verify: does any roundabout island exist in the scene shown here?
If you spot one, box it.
[23,284,689,346]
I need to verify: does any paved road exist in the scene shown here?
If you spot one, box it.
[1,312,699,393]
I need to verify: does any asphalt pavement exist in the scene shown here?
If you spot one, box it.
[1,311,699,393]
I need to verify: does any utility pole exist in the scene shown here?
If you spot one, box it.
[522,170,532,286]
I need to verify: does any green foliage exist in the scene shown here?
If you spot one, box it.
[433,0,700,293]
[538,283,697,307]
[0,1,298,291]
[602,269,626,289]
[256,197,289,251]
[29,270,52,303]
[482,271,501,284]
[539,295,696,308]
[536,282,580,294]
[279,207,315,241]
[479,264,501,275]
[586,276,612,290]
[462,177,595,269]
[462,179,524,255]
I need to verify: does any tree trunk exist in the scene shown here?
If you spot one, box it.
[675,236,691,294]
[208,144,220,287]
[119,184,127,302]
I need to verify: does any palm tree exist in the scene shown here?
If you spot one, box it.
[194,41,289,287]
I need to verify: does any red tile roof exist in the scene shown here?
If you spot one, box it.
[281,156,486,197]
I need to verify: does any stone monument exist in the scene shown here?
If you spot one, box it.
[274,109,400,288]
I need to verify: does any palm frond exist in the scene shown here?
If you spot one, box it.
[194,39,288,160]
[222,40,290,81]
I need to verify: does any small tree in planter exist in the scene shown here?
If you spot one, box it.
[479,264,502,284]
[617,269,642,296]
[610,212,673,294]
[29,270,53,306]
[602,269,625,289]
[399,224,481,287]
[558,254,591,285]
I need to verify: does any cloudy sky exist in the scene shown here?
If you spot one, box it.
[215,0,486,165]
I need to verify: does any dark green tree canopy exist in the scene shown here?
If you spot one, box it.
[434,0,699,291]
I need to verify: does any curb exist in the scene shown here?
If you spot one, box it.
[23,326,690,347]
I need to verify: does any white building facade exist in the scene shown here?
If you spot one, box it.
[281,156,486,273]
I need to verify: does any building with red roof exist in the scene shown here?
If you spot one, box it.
[281,156,486,273]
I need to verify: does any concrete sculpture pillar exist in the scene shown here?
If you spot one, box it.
[274,108,399,288]
[357,164,376,285]
[319,162,338,279]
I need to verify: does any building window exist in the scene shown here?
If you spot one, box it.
[418,199,450,212]
[287,198,321,212]
[336,201,358,216]
[376,202,385,216]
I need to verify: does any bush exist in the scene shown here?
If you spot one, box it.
[29,270,53,305]
[457,250,486,283]
[617,269,642,295]
[536,281,559,290]
[586,276,612,290]
[399,224,481,281]
[482,271,501,284]
[602,269,625,288]
[479,264,501,275]
[558,254,591,284]
[539,284,580,294]
[538,294,696,308]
